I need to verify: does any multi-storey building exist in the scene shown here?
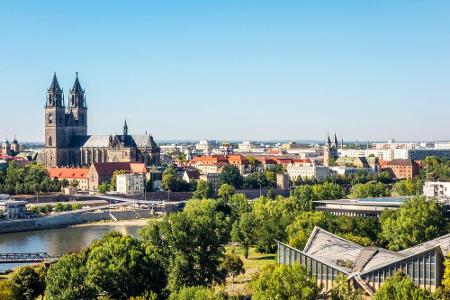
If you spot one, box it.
[116,173,145,195]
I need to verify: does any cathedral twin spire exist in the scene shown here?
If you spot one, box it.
[46,73,86,108]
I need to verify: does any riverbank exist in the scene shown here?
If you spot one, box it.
[72,218,157,227]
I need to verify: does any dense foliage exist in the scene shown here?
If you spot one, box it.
[379,196,448,250]
[140,199,230,291]
[250,264,320,300]
[219,165,244,189]
[421,156,450,181]
[192,180,214,199]
[45,232,165,300]
[372,271,433,300]
[0,161,60,194]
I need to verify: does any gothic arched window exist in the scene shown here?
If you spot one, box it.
[48,114,53,124]
[48,136,52,147]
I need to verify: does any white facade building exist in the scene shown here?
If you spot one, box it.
[116,173,145,195]
[195,140,212,154]
[423,182,450,198]
[286,163,330,182]
[435,142,450,150]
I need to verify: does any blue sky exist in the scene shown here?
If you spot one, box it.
[1,1,450,142]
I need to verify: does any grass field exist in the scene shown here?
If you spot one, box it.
[224,245,276,297]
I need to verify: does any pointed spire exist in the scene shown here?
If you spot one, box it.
[334,133,338,145]
[47,73,64,107]
[327,134,331,144]
[68,72,86,108]
[48,73,62,92]
[123,118,128,135]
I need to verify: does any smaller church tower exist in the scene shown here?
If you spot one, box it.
[324,133,339,166]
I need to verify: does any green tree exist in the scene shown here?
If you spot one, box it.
[69,179,79,188]
[45,252,97,300]
[220,251,245,284]
[286,211,335,249]
[9,265,45,300]
[86,232,166,299]
[231,212,257,258]
[291,185,315,211]
[373,271,433,300]
[330,273,362,300]
[61,178,70,188]
[72,203,82,210]
[0,280,14,299]
[54,202,64,212]
[218,183,235,201]
[351,182,389,198]
[312,182,345,200]
[227,193,251,223]
[140,199,230,291]
[379,196,448,250]
[392,178,423,196]
[168,286,226,300]
[250,264,320,300]
[192,180,214,199]
[252,197,293,253]
[219,165,243,189]
[98,182,109,194]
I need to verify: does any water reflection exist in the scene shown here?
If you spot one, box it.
[0,224,143,271]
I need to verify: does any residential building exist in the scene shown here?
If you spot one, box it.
[195,140,212,154]
[286,163,330,182]
[48,167,90,190]
[278,226,448,295]
[423,182,450,198]
[382,159,419,179]
[88,162,147,190]
[116,173,145,195]
[182,168,201,183]
[434,142,450,150]
[199,173,221,190]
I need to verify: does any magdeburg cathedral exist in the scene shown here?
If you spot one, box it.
[40,73,160,168]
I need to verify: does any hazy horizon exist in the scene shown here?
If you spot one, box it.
[1,1,450,142]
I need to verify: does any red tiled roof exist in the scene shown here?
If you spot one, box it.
[384,159,415,166]
[91,162,147,176]
[48,167,88,179]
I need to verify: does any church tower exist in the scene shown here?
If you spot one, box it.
[44,73,66,167]
[67,72,87,136]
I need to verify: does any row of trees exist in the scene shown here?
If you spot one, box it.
[0,162,61,195]
[28,202,83,215]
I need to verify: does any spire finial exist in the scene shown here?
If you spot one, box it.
[123,118,128,135]
[76,72,78,78]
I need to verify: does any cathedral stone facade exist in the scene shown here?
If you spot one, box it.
[42,73,160,168]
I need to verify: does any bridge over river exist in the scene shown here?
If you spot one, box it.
[0,252,58,264]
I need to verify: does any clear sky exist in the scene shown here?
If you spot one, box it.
[1,1,450,142]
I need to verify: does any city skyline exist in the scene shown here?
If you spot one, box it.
[1,1,450,142]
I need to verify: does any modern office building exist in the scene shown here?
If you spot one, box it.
[278,226,449,296]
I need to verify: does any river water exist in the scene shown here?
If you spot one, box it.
[0,223,145,272]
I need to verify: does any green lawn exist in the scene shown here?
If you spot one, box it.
[224,245,276,297]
